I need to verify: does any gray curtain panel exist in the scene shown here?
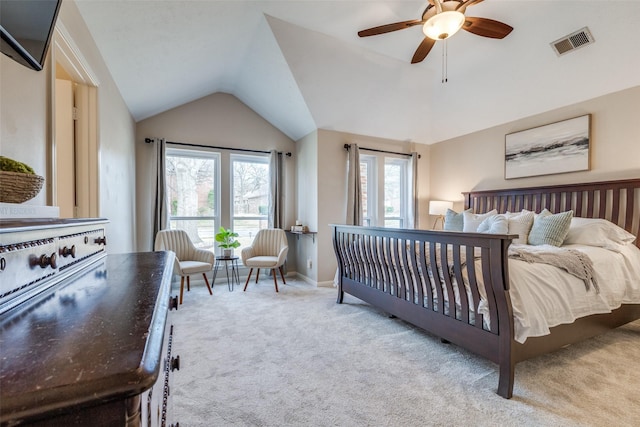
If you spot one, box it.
[269,150,283,229]
[408,152,419,228]
[346,144,362,226]
[153,138,169,247]
[335,144,363,286]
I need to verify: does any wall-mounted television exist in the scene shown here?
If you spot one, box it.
[0,0,62,71]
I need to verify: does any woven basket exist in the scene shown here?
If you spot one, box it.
[0,171,45,203]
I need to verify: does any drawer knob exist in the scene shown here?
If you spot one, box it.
[94,236,107,245]
[61,245,76,258]
[38,253,57,269]
[169,296,179,311]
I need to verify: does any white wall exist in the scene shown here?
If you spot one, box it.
[0,55,49,205]
[135,92,297,252]
[0,0,137,254]
[429,86,640,212]
[294,130,318,282]
[1,55,48,205]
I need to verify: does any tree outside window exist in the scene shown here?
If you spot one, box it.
[360,154,409,228]
[384,159,406,228]
[165,150,218,249]
[232,154,269,251]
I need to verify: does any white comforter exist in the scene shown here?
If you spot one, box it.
[491,243,640,343]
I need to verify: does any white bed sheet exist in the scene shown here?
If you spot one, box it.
[486,243,640,343]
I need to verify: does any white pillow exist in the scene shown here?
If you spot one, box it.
[463,209,498,232]
[477,214,508,234]
[563,217,637,251]
[505,210,535,245]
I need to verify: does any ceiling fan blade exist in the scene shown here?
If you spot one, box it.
[462,17,513,39]
[411,37,436,64]
[358,19,424,37]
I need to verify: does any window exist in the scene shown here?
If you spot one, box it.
[384,158,407,228]
[165,148,271,254]
[166,149,219,249]
[231,154,270,252]
[360,154,411,228]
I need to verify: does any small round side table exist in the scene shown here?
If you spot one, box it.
[212,256,240,291]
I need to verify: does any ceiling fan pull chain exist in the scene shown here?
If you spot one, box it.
[441,39,448,83]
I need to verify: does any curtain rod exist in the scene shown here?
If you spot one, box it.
[343,144,420,159]
[145,138,292,157]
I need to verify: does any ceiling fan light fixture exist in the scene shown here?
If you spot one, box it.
[423,11,465,40]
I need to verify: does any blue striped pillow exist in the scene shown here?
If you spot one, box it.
[444,209,471,231]
[528,209,574,246]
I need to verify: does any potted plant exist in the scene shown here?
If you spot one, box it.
[0,156,44,204]
[215,226,240,257]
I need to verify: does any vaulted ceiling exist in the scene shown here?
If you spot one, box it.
[75,1,640,144]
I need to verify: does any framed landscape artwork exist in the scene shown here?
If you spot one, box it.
[505,114,591,179]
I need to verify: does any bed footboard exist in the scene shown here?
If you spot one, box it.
[332,225,517,398]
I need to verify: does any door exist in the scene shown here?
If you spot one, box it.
[53,78,99,218]
[54,78,75,218]
[50,28,100,218]
[74,83,99,218]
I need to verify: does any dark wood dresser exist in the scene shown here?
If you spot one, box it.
[0,218,179,426]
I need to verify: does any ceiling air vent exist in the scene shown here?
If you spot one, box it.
[551,27,595,56]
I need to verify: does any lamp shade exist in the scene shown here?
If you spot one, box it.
[422,11,465,40]
[429,200,453,216]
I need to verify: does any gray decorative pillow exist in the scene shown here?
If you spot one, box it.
[528,209,574,246]
[443,208,470,231]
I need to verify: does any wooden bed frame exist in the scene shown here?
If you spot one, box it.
[332,178,640,398]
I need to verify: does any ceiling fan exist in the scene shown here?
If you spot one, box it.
[358,0,513,64]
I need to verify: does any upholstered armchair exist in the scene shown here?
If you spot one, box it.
[154,229,214,304]
[241,228,289,292]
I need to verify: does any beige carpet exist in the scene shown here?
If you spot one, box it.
[170,277,640,427]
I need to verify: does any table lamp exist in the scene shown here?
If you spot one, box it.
[429,200,453,229]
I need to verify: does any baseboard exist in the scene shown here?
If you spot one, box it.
[292,273,334,288]
[317,280,336,288]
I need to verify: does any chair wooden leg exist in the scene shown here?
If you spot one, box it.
[255,268,260,283]
[272,268,279,293]
[243,268,253,292]
[202,273,213,295]
[278,266,286,284]
[179,276,185,304]
[187,276,191,291]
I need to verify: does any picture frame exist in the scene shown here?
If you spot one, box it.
[505,114,591,179]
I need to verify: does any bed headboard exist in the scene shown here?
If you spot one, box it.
[463,178,640,249]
